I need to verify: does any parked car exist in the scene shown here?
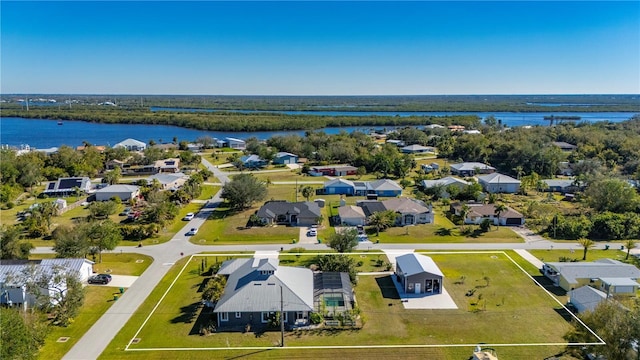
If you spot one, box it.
[187,227,198,236]
[308,228,317,237]
[183,212,195,221]
[119,207,131,216]
[356,225,365,235]
[88,274,112,284]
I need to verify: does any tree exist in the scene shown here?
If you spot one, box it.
[202,275,227,304]
[459,204,470,230]
[52,224,89,258]
[1,308,49,360]
[315,254,357,284]
[87,200,117,219]
[624,239,637,260]
[585,178,639,213]
[85,220,122,263]
[102,167,121,185]
[368,210,396,236]
[221,173,267,210]
[327,229,359,253]
[301,186,315,201]
[0,225,33,259]
[494,203,507,230]
[578,238,596,261]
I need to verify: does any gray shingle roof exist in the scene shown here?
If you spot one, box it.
[422,177,469,188]
[477,172,521,184]
[256,201,322,220]
[450,162,495,171]
[569,286,607,307]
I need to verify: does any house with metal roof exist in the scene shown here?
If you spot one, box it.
[541,179,579,193]
[542,258,640,292]
[43,177,92,197]
[256,201,322,226]
[449,162,495,177]
[273,152,299,165]
[95,184,140,202]
[113,138,146,151]
[477,173,521,193]
[223,137,246,150]
[323,178,402,197]
[395,253,444,295]
[400,144,434,154]
[323,178,356,195]
[0,258,94,310]
[310,165,358,177]
[422,177,470,198]
[568,286,608,313]
[240,154,268,169]
[146,172,187,190]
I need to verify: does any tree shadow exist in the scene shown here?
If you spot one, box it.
[188,305,216,335]
[532,275,567,296]
[171,301,202,326]
[375,275,400,300]
[435,227,453,236]
[554,306,576,324]
[224,349,273,359]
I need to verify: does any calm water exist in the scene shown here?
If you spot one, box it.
[1,111,638,149]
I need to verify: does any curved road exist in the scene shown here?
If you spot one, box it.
[58,159,629,359]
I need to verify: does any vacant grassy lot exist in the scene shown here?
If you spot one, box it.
[29,253,153,276]
[100,252,574,359]
[373,222,522,244]
[528,248,632,264]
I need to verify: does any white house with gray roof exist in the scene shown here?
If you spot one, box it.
[568,286,608,313]
[95,184,140,201]
[146,172,187,190]
[542,258,640,293]
[395,253,444,295]
[477,173,521,193]
[113,138,146,151]
[449,162,495,177]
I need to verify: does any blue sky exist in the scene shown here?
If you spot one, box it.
[1,1,639,95]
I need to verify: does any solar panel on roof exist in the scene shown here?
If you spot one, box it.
[59,178,82,190]
[47,183,56,190]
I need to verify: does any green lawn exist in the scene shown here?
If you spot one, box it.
[99,252,574,359]
[528,248,633,264]
[195,184,219,200]
[278,253,390,272]
[373,222,522,244]
[29,253,153,276]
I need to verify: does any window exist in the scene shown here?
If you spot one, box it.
[220,312,228,322]
[262,311,275,323]
[235,312,241,318]
[282,312,288,323]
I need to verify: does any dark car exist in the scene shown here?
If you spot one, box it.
[88,274,112,284]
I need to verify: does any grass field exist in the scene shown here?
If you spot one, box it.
[528,249,632,264]
[99,252,577,359]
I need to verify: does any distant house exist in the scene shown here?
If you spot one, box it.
[113,138,146,151]
[214,258,314,331]
[223,137,246,150]
[273,152,299,165]
[256,201,322,226]
[424,124,445,129]
[358,197,434,226]
[95,184,140,202]
[0,258,94,310]
[541,179,579,193]
[386,139,405,147]
[241,155,268,169]
[462,130,481,135]
[568,286,608,313]
[43,177,92,197]
[337,205,367,226]
[450,202,524,226]
[477,173,521,193]
[154,158,181,173]
[401,144,433,154]
[106,159,127,170]
[552,141,578,152]
[309,165,358,177]
[422,177,469,190]
[420,162,440,173]
[76,145,106,153]
[449,162,495,177]
[147,172,187,190]
[395,253,444,295]
[322,178,402,197]
[542,258,640,292]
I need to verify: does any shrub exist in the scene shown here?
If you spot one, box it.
[309,312,323,324]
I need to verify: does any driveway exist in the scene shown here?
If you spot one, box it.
[298,226,317,244]
[88,275,138,288]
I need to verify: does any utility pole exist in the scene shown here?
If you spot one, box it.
[280,285,285,347]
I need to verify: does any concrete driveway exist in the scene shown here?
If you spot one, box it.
[88,275,138,288]
[298,226,317,244]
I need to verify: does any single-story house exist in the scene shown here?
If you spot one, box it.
[76,145,106,153]
[113,138,146,151]
[147,172,187,190]
[241,155,268,169]
[463,129,482,135]
[450,162,495,177]
[450,202,524,226]
[386,139,405,147]
[323,178,402,197]
[401,144,433,154]
[358,198,434,226]
[323,178,355,195]
[422,177,469,190]
[310,165,358,177]
[542,258,640,292]
[223,137,246,150]
[273,152,299,165]
[425,124,445,129]
[337,205,367,226]
[0,258,94,310]
[256,201,322,226]
[214,258,314,331]
[541,179,579,193]
[95,184,140,202]
[395,253,444,295]
[43,177,92,197]
[568,286,608,313]
[477,173,521,193]
[154,158,181,173]
[552,141,578,152]
[105,159,127,170]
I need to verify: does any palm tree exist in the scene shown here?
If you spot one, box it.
[459,204,470,231]
[578,238,595,261]
[368,210,395,236]
[494,203,507,230]
[624,239,637,260]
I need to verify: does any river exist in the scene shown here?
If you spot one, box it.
[1,111,637,149]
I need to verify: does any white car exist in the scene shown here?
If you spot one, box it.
[307,228,317,237]
[187,227,198,236]
[183,213,195,221]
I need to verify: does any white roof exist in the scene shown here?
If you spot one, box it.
[422,177,469,188]
[225,137,245,143]
[114,138,146,147]
[324,178,355,188]
[450,162,495,171]
[477,172,521,184]
[369,179,402,191]
[396,253,444,277]
[147,172,186,185]
[275,152,297,158]
[401,144,431,151]
[95,184,140,193]
[569,286,607,308]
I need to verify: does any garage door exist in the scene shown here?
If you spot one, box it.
[505,217,522,225]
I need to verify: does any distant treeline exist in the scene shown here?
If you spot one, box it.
[2,94,639,112]
[0,106,482,131]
